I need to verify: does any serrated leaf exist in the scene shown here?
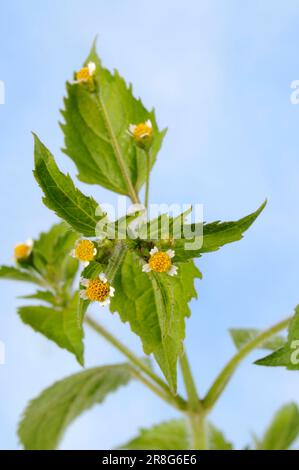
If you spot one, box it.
[0,265,44,286]
[120,419,190,450]
[255,307,298,368]
[207,423,233,450]
[18,363,132,450]
[33,134,102,237]
[18,293,84,365]
[229,328,285,351]
[110,251,201,392]
[174,201,266,261]
[61,41,166,198]
[258,403,299,450]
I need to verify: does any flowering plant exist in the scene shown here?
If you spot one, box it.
[1,41,299,450]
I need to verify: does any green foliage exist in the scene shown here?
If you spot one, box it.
[121,420,233,450]
[0,265,44,285]
[110,251,201,392]
[19,290,57,305]
[229,328,285,351]
[61,41,166,199]
[18,363,132,450]
[1,40,278,451]
[257,403,299,450]
[18,293,84,365]
[255,307,299,369]
[207,423,233,450]
[33,135,102,237]
[120,419,190,450]
[174,201,266,261]
[33,222,79,287]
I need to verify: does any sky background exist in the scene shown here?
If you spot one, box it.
[1,0,299,450]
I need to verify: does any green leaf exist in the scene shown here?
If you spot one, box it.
[174,201,267,261]
[255,306,299,369]
[19,290,57,305]
[207,423,233,450]
[110,251,201,392]
[61,41,166,198]
[18,363,132,450]
[33,222,79,285]
[33,134,102,237]
[120,419,190,450]
[229,328,285,351]
[258,403,299,450]
[0,265,43,286]
[18,293,84,365]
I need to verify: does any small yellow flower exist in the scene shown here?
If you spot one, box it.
[75,61,96,83]
[71,239,97,267]
[142,247,178,276]
[14,239,33,261]
[80,273,115,307]
[128,119,153,148]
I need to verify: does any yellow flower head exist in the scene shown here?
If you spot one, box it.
[80,273,115,307]
[142,247,178,276]
[75,61,96,83]
[128,119,153,148]
[71,239,97,266]
[14,239,33,261]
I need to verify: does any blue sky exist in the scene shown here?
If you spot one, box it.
[1,0,299,449]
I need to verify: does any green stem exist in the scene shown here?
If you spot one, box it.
[179,351,201,411]
[203,316,291,411]
[180,350,206,449]
[188,412,207,450]
[85,314,187,411]
[144,149,151,209]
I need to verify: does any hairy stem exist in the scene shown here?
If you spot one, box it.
[85,314,187,410]
[203,316,291,410]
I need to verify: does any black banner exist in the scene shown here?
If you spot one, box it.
[0,450,298,466]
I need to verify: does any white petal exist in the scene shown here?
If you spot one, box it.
[146,119,152,128]
[80,277,89,287]
[79,290,88,300]
[149,246,159,256]
[128,124,136,135]
[142,263,151,273]
[99,272,107,283]
[93,247,97,256]
[70,249,76,258]
[168,265,178,276]
[82,261,90,267]
[26,239,34,247]
[109,286,115,297]
[88,61,96,75]
[166,249,175,259]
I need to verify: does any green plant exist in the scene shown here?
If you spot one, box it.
[1,41,299,450]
